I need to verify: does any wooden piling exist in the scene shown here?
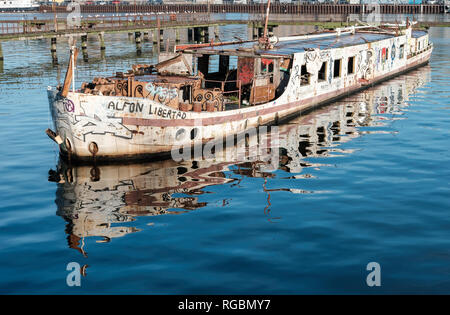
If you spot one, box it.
[135,31,142,55]
[50,37,57,64]
[175,29,180,43]
[0,41,3,61]
[251,23,257,39]
[81,35,88,61]
[152,29,157,44]
[157,18,161,43]
[157,18,161,55]
[98,32,105,51]
[199,27,207,43]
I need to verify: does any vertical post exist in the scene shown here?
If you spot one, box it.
[0,41,3,73]
[204,27,209,42]
[251,22,257,39]
[61,47,79,98]
[51,37,58,64]
[52,3,58,32]
[157,18,161,42]
[81,35,88,62]
[98,32,105,52]
[152,29,158,44]
[157,18,161,55]
[71,47,76,93]
[175,28,180,43]
[214,25,219,39]
[135,31,142,55]
[200,27,205,43]
[238,80,241,109]
[165,38,169,52]
[194,27,199,43]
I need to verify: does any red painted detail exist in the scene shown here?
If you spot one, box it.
[237,57,254,86]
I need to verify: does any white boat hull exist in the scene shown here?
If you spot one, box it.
[48,30,432,162]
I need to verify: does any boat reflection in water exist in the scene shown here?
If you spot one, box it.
[50,67,430,256]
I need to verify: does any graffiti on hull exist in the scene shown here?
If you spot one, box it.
[72,115,133,141]
[54,97,133,142]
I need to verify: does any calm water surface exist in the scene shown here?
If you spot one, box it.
[0,25,449,294]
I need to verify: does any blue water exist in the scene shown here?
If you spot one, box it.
[0,26,449,294]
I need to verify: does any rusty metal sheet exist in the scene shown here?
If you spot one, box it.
[237,57,254,85]
[250,84,275,105]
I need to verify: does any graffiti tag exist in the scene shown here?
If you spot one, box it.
[145,82,178,105]
[63,99,75,112]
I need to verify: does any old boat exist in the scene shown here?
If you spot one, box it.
[50,66,430,251]
[46,19,432,162]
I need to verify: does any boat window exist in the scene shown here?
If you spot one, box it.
[301,64,310,85]
[347,56,355,74]
[333,59,342,78]
[318,61,327,82]
[399,44,405,59]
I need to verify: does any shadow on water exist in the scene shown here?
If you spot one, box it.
[48,66,430,257]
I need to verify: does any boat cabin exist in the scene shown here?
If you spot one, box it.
[79,39,293,112]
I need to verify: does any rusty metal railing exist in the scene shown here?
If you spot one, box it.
[203,78,242,109]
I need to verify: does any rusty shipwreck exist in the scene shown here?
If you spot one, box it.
[46,18,432,162]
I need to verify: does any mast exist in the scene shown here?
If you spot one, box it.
[259,0,272,50]
[262,0,271,40]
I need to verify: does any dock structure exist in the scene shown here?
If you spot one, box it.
[0,4,447,64]
[0,14,225,63]
[40,3,445,15]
